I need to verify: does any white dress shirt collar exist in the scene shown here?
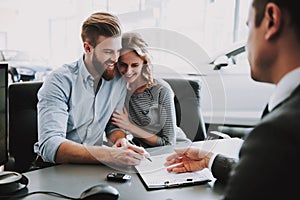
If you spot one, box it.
[268,67,300,111]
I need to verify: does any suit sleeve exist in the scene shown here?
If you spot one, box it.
[211,154,238,183]
[222,121,298,200]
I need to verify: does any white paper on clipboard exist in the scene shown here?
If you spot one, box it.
[135,153,213,190]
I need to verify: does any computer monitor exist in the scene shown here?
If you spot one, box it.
[0,63,8,166]
[0,63,28,195]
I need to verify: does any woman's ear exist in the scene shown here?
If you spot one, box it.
[264,3,282,40]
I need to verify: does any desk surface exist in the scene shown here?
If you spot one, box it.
[11,138,243,200]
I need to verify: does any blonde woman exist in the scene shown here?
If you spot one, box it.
[112,32,190,148]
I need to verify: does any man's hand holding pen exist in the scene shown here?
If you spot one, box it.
[114,138,152,162]
[128,139,152,162]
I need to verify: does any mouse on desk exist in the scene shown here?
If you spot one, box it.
[80,183,119,200]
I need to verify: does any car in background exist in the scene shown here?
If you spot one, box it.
[0,49,52,83]
[151,40,275,133]
[203,42,275,126]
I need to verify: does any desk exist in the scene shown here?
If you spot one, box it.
[12,138,243,200]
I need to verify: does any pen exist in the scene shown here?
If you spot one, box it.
[128,139,152,162]
[146,156,152,162]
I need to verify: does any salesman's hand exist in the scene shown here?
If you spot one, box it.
[164,147,213,173]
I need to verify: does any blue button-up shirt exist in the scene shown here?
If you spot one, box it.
[34,56,126,163]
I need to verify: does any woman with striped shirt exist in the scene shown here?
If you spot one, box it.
[111,32,190,148]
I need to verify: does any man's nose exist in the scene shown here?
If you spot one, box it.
[111,52,119,63]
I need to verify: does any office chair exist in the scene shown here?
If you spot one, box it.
[163,78,207,141]
[7,81,43,173]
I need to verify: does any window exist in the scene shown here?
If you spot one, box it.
[0,0,251,68]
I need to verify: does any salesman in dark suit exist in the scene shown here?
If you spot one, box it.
[165,0,300,199]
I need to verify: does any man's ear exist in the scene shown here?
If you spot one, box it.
[264,3,282,40]
[83,42,91,53]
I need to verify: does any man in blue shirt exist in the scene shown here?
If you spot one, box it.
[34,12,148,166]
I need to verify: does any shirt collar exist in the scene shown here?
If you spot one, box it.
[79,54,94,83]
[268,67,300,111]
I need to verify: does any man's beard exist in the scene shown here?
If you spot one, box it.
[92,57,116,81]
[102,66,116,81]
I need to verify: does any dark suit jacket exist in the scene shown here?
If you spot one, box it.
[211,85,300,200]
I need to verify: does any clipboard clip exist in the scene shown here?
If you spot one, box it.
[164,181,180,188]
[164,178,193,185]
[163,178,211,188]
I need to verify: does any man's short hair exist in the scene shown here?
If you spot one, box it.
[81,12,122,47]
[252,0,300,41]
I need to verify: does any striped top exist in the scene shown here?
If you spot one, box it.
[125,79,190,147]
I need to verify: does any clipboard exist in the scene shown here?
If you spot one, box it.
[135,153,212,190]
